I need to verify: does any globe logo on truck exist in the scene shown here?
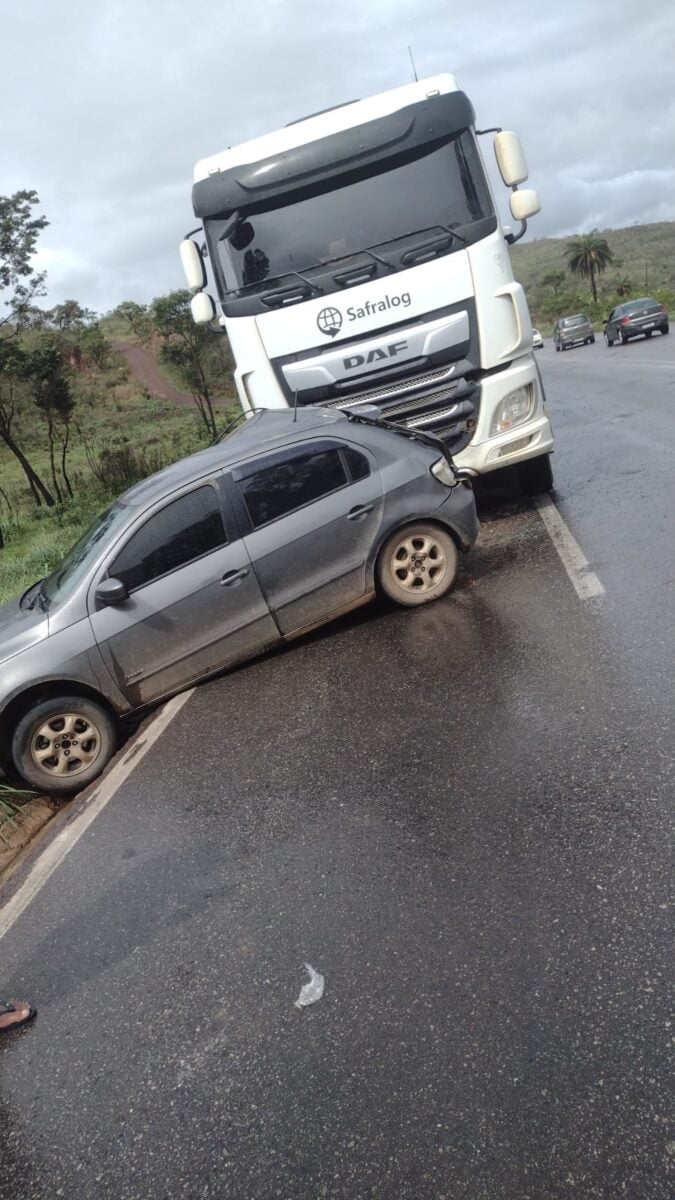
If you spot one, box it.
[317,306,343,338]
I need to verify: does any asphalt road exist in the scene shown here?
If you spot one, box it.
[2,331,673,1200]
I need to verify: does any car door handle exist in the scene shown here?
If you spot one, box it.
[220,568,249,587]
[347,504,374,521]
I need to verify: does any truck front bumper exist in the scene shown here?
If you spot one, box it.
[454,356,554,476]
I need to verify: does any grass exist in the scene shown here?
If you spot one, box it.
[0,338,240,604]
[0,783,37,844]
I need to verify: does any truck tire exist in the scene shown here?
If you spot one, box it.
[519,453,554,495]
[377,523,458,607]
[12,695,117,794]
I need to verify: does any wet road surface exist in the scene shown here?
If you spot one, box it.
[1,332,673,1199]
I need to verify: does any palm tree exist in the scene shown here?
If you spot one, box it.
[564,231,614,303]
[613,276,633,297]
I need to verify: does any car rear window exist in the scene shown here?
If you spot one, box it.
[562,315,587,327]
[239,446,348,529]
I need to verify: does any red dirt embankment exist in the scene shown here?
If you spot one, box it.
[111,340,194,405]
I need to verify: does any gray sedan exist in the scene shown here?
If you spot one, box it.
[0,407,478,793]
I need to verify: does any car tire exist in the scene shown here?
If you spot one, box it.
[621,333,628,344]
[605,334,613,347]
[555,343,560,352]
[590,335,596,344]
[663,324,669,335]
[377,523,459,608]
[12,695,117,794]
[519,453,554,495]
[644,330,652,338]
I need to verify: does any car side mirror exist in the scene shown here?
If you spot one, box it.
[96,577,129,607]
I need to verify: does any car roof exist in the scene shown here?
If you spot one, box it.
[623,296,657,309]
[121,408,349,507]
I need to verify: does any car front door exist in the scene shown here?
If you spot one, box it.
[233,439,384,636]
[89,480,279,706]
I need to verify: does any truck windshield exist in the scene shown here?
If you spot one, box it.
[210,131,493,294]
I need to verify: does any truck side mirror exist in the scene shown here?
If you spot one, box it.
[494,132,529,187]
[191,292,216,324]
[509,189,541,221]
[179,239,207,292]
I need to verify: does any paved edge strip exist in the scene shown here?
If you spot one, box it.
[535,495,605,601]
[0,689,195,942]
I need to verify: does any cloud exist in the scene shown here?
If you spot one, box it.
[2,0,673,312]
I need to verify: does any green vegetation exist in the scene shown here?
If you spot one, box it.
[1,191,239,604]
[512,221,675,333]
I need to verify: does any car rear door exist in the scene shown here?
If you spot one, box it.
[88,479,279,706]
[232,439,384,636]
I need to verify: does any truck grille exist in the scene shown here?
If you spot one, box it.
[322,364,457,409]
[323,369,479,455]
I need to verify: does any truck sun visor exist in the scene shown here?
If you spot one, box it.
[192,91,476,220]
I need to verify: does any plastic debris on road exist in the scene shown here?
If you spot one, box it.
[295,963,325,1009]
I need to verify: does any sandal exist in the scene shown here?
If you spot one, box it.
[0,1000,37,1034]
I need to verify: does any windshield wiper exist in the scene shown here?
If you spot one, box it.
[19,578,45,611]
[345,406,456,466]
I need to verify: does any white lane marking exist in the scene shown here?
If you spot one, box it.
[0,689,195,942]
[535,496,605,601]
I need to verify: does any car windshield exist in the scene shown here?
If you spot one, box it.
[41,502,130,608]
[562,316,587,327]
[208,131,493,294]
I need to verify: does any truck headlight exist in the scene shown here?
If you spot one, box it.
[490,385,534,435]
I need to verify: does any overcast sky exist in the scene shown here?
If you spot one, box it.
[2,0,674,314]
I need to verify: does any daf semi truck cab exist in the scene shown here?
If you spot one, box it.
[181,74,554,492]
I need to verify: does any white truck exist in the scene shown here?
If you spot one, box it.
[180,73,554,492]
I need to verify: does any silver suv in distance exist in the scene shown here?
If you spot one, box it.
[553,314,595,351]
[0,408,478,793]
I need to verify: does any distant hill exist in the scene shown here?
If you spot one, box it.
[511,221,675,294]
[508,221,675,331]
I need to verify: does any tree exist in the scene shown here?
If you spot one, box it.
[149,291,231,440]
[110,300,153,340]
[564,231,614,303]
[540,272,566,296]
[613,276,633,298]
[0,190,48,333]
[48,299,96,331]
[23,340,75,503]
[0,340,56,508]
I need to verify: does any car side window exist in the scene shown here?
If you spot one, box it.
[342,445,370,482]
[109,485,227,592]
[238,446,348,530]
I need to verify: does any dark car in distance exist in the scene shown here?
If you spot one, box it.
[0,407,479,794]
[604,297,669,346]
[553,314,595,351]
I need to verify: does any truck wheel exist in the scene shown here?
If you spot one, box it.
[519,453,554,495]
[12,695,117,794]
[377,523,458,607]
